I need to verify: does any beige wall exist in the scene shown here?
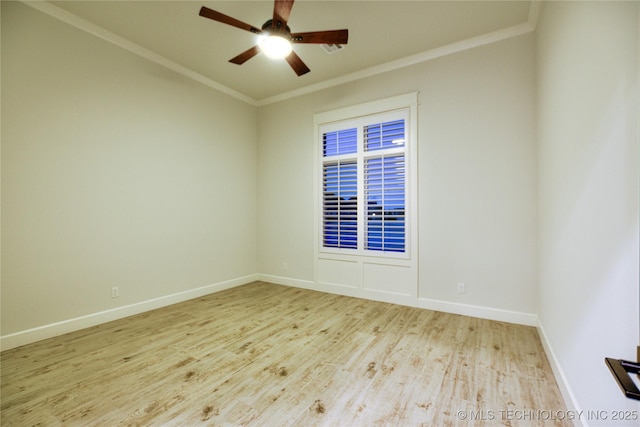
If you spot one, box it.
[258,33,538,318]
[537,1,640,423]
[1,2,258,336]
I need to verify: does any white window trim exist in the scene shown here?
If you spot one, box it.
[313,92,419,265]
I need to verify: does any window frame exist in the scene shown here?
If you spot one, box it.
[314,93,418,261]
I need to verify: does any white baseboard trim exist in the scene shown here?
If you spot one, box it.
[258,274,417,307]
[417,297,538,326]
[0,274,259,351]
[258,274,536,326]
[256,274,316,290]
[1,274,540,351]
[537,320,584,426]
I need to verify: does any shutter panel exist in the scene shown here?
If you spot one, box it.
[364,120,405,151]
[365,155,405,252]
[323,128,357,157]
[323,161,357,249]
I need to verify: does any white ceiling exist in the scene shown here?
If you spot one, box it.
[41,1,535,104]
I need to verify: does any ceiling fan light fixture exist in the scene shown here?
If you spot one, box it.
[258,34,293,59]
[199,1,348,76]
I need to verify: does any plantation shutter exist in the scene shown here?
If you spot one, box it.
[320,114,407,256]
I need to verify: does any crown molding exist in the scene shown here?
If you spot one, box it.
[22,0,538,108]
[527,0,543,30]
[257,21,535,106]
[21,0,259,106]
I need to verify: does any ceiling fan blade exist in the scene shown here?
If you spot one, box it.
[291,29,349,45]
[273,0,295,29]
[199,6,261,34]
[285,51,310,76]
[229,46,261,65]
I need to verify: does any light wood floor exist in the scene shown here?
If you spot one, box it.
[1,282,569,426]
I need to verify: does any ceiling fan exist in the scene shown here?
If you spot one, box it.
[199,0,349,76]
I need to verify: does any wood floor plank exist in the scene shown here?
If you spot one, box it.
[1,282,569,426]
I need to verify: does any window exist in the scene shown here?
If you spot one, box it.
[316,95,415,259]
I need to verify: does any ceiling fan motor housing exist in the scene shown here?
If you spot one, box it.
[262,20,291,37]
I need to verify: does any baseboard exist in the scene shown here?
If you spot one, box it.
[259,274,536,326]
[537,320,584,426]
[1,274,540,351]
[256,274,316,290]
[258,274,418,307]
[0,274,259,351]
[417,297,538,326]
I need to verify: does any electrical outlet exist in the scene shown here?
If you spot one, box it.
[111,287,120,299]
[457,283,465,294]
[282,262,288,271]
